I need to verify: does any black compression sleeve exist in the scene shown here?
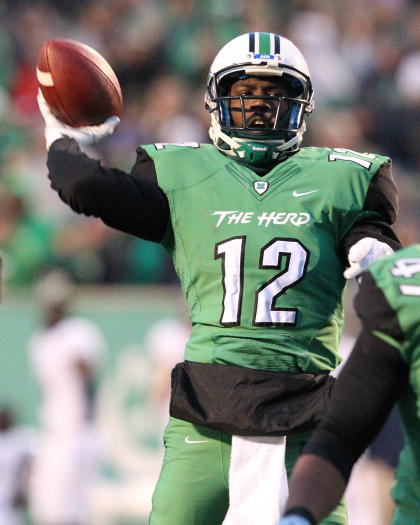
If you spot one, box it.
[47,138,170,242]
[355,271,405,340]
[341,160,401,259]
[303,329,408,481]
[364,160,398,224]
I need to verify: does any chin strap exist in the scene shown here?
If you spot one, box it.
[209,124,243,157]
[209,118,302,163]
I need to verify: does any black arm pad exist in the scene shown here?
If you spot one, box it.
[303,329,408,481]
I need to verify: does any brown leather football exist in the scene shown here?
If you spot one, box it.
[37,39,122,127]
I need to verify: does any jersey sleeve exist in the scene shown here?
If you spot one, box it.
[47,138,170,242]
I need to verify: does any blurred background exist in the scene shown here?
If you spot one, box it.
[0,0,419,524]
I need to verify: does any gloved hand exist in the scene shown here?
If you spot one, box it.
[277,515,314,525]
[37,90,120,150]
[344,237,394,279]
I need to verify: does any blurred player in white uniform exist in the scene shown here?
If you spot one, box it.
[144,310,191,428]
[0,408,33,525]
[28,270,106,525]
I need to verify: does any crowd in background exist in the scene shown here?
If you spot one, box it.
[0,0,419,288]
[0,3,418,523]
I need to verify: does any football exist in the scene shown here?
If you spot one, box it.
[37,38,123,127]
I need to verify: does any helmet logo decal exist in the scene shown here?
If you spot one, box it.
[254,180,269,195]
[253,54,275,60]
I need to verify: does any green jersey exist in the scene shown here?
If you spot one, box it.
[361,245,420,523]
[143,143,393,374]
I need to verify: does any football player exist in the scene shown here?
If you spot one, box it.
[28,270,106,525]
[280,244,420,525]
[38,32,401,525]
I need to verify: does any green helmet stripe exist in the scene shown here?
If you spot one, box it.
[258,32,271,55]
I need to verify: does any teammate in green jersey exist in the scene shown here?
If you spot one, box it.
[38,32,401,525]
[280,244,420,525]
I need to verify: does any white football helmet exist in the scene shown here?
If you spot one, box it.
[205,32,314,167]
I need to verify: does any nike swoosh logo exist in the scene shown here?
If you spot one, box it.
[293,190,319,197]
[185,436,209,444]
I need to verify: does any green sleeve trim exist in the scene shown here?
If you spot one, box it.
[372,329,401,351]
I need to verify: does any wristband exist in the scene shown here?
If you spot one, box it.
[279,515,313,525]
[280,506,316,525]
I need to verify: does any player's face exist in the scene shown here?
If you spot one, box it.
[229,76,290,133]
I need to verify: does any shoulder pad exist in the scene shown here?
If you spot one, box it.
[140,143,228,191]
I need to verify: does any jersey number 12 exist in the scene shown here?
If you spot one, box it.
[215,237,309,326]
